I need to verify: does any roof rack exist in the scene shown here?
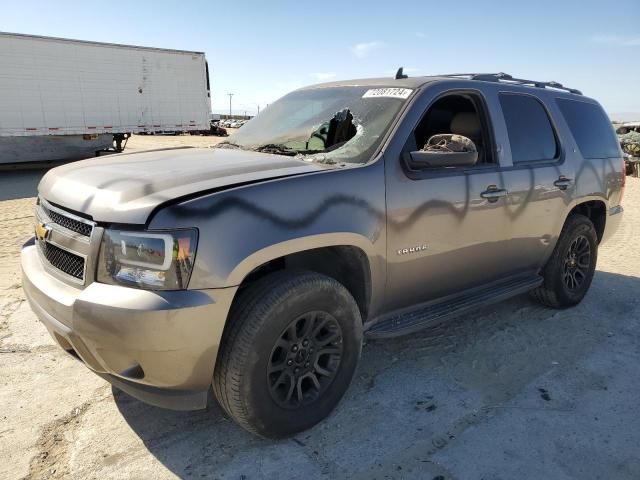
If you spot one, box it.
[440,72,582,95]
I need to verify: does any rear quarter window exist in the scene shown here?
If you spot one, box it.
[556,99,620,159]
[499,93,558,163]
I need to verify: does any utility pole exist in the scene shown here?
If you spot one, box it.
[257,105,260,114]
[227,93,234,118]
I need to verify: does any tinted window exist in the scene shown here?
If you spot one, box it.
[557,99,620,159]
[500,94,558,163]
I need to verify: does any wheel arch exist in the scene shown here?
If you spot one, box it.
[228,234,375,322]
[565,198,607,243]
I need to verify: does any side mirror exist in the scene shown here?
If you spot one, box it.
[405,150,478,169]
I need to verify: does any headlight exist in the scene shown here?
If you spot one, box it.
[97,229,198,290]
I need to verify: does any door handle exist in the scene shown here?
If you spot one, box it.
[553,176,573,190]
[480,186,508,203]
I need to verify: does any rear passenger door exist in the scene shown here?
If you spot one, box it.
[494,91,575,274]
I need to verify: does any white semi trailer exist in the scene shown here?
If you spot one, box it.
[0,32,211,164]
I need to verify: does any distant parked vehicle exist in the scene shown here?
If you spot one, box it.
[211,123,228,136]
[189,121,228,137]
[0,32,211,164]
[615,122,640,135]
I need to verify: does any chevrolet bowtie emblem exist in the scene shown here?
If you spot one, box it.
[35,222,51,241]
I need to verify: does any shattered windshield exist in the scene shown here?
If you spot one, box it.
[215,86,412,164]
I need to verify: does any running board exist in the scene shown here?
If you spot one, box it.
[366,275,543,339]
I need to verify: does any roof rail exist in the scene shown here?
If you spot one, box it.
[440,72,582,95]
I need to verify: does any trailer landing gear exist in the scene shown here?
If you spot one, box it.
[95,133,131,157]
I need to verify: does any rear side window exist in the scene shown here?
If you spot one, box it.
[499,93,558,163]
[556,99,620,159]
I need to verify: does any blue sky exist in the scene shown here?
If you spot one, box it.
[3,0,639,119]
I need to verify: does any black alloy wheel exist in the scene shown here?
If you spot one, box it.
[563,234,591,291]
[267,311,343,409]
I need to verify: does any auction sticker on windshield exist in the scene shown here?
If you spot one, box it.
[362,88,413,99]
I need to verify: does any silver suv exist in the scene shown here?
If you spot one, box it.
[22,72,625,438]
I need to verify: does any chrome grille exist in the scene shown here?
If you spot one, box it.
[36,198,96,285]
[38,241,85,280]
[40,202,93,237]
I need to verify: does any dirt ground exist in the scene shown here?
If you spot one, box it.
[123,131,233,153]
[0,137,639,479]
[0,133,232,201]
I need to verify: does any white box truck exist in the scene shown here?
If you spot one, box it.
[0,32,211,164]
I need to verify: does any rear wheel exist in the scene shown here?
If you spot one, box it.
[532,214,598,308]
[213,271,362,438]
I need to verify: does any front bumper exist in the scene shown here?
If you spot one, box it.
[21,243,237,410]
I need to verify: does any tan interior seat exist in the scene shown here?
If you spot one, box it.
[450,112,483,162]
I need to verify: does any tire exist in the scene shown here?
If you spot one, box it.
[213,271,363,438]
[531,214,598,308]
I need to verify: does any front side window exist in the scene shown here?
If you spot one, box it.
[407,93,494,168]
[500,93,558,163]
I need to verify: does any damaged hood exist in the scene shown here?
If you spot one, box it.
[38,147,330,224]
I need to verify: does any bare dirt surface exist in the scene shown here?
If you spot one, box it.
[0,132,232,201]
[122,131,233,154]
[0,139,638,479]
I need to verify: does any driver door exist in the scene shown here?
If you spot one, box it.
[384,88,514,312]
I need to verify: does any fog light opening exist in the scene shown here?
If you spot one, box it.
[120,364,145,380]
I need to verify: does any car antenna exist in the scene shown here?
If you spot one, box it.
[395,67,408,80]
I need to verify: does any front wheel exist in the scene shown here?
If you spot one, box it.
[532,214,598,308]
[213,271,362,438]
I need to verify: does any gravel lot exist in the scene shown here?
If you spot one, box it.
[1,138,639,479]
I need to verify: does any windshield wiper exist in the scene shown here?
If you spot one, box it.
[253,143,300,156]
[214,141,245,150]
